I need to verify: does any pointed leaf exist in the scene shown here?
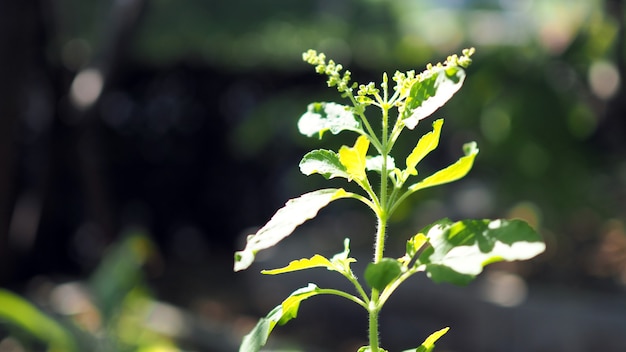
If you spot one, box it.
[364,258,403,290]
[402,327,450,352]
[299,149,349,179]
[298,102,361,138]
[405,119,444,177]
[330,238,358,274]
[339,135,370,182]
[239,284,321,352]
[261,254,333,275]
[408,142,479,193]
[417,219,546,285]
[403,66,466,129]
[234,189,349,271]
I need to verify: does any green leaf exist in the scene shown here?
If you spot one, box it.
[239,284,322,352]
[299,149,349,179]
[298,102,361,138]
[339,135,370,183]
[408,142,479,193]
[364,258,403,290]
[402,327,449,352]
[234,189,350,271]
[0,289,77,351]
[404,119,443,177]
[417,219,546,285]
[261,254,333,274]
[403,66,466,129]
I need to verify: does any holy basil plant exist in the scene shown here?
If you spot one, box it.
[234,48,545,352]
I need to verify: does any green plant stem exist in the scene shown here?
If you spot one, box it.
[368,290,381,352]
[368,216,387,351]
[317,288,367,309]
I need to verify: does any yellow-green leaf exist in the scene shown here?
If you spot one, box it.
[0,289,77,352]
[339,135,370,182]
[402,327,449,352]
[239,284,322,352]
[405,119,443,177]
[261,255,333,275]
[408,142,478,193]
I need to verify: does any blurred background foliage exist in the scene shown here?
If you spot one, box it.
[2,0,626,351]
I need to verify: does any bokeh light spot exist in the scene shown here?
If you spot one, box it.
[70,68,104,109]
[588,60,620,100]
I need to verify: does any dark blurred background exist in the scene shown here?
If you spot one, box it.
[2,0,626,351]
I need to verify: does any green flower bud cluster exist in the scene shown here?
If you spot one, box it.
[302,49,357,95]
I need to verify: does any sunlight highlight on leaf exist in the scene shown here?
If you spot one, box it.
[409,142,479,193]
[403,67,466,129]
[234,189,349,271]
[298,102,361,138]
[404,119,444,177]
[417,219,546,285]
[339,135,370,182]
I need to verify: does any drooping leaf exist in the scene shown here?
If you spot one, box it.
[408,142,479,193]
[339,135,370,182]
[298,102,361,138]
[402,327,450,352]
[234,189,350,271]
[364,258,403,291]
[239,284,321,352]
[0,289,77,351]
[417,219,546,285]
[403,66,466,129]
[299,149,349,179]
[404,119,444,177]
[366,155,396,174]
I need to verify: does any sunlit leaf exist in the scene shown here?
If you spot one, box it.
[404,119,443,177]
[366,155,396,173]
[234,189,349,271]
[417,219,546,285]
[239,284,321,352]
[339,135,370,182]
[406,233,429,258]
[403,66,466,129]
[298,102,361,138]
[364,258,402,290]
[299,149,349,179]
[0,289,77,351]
[261,254,333,274]
[408,142,478,193]
[401,327,449,352]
